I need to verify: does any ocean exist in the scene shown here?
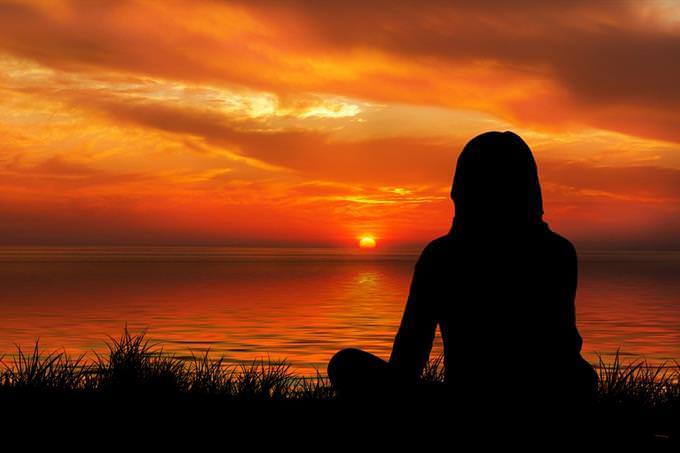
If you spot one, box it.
[0,247,678,374]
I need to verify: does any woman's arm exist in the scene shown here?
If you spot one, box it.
[389,246,438,382]
[556,238,583,358]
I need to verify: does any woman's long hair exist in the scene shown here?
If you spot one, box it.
[450,131,547,236]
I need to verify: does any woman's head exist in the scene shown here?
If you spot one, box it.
[451,131,544,230]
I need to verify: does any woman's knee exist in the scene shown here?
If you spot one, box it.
[328,348,390,388]
[327,348,364,385]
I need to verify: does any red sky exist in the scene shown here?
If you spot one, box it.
[0,0,679,249]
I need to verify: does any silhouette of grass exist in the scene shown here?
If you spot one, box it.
[0,342,94,394]
[95,328,190,396]
[187,350,236,397]
[421,354,446,383]
[0,329,678,421]
[597,352,679,409]
[0,328,331,401]
[237,358,296,399]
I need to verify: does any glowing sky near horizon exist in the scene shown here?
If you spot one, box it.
[0,0,679,249]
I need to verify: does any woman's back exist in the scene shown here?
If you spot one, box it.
[418,228,582,384]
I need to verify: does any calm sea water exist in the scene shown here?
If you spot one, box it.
[0,247,678,374]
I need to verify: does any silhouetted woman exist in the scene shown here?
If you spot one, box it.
[328,131,597,406]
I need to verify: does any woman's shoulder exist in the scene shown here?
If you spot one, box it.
[418,230,577,259]
[541,229,577,260]
[418,235,455,262]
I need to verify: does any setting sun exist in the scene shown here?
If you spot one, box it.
[359,236,377,249]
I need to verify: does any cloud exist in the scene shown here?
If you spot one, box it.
[541,161,680,203]
[539,161,680,249]
[79,94,461,184]
[0,154,152,190]
[0,1,679,141]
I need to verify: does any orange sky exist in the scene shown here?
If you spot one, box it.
[0,0,679,249]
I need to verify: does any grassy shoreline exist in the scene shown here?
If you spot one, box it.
[1,329,678,422]
[0,329,335,401]
[0,329,677,443]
